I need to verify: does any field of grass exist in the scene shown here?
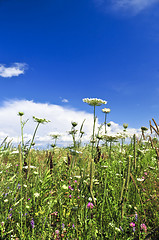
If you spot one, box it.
[0,102,159,239]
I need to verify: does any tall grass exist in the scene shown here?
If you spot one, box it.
[0,104,158,239]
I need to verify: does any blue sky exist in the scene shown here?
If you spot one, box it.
[0,0,159,146]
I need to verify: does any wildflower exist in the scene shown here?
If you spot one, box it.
[141,223,147,232]
[87,202,94,209]
[28,198,30,201]
[69,195,72,198]
[72,224,75,228]
[74,180,77,183]
[137,178,144,182]
[55,230,59,235]
[4,199,8,202]
[123,123,128,129]
[31,218,35,228]
[135,212,138,221]
[62,184,68,190]
[83,98,107,106]
[62,223,65,229]
[18,112,24,116]
[120,226,123,231]
[68,186,71,189]
[33,116,50,124]
[34,192,40,198]
[144,172,148,176]
[130,222,135,227]
[1,222,4,227]
[102,108,111,113]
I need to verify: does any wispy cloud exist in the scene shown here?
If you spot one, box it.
[0,99,142,147]
[62,98,69,103]
[95,0,159,14]
[112,0,159,12]
[0,63,27,78]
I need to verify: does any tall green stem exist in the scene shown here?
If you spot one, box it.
[26,122,40,160]
[92,105,96,158]
[104,113,107,134]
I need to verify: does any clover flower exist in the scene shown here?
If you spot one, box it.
[141,223,147,232]
[82,98,107,106]
[87,202,94,209]
[130,222,135,227]
[102,108,111,113]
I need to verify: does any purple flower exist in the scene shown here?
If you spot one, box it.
[141,223,147,232]
[87,202,94,209]
[135,212,138,221]
[69,195,72,198]
[62,223,65,229]
[130,222,135,227]
[120,226,123,231]
[72,224,75,228]
[31,218,35,229]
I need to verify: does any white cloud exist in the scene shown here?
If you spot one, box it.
[0,63,27,78]
[0,99,142,148]
[62,98,69,103]
[95,0,159,14]
[112,0,159,12]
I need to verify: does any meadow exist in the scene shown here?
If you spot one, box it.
[0,98,159,240]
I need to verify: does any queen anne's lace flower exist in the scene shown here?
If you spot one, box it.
[82,98,107,106]
[102,108,111,113]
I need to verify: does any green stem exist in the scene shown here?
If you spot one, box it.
[20,116,24,160]
[26,122,40,160]
[104,113,107,134]
[92,105,96,159]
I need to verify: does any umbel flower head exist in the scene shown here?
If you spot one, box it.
[33,116,50,124]
[102,108,111,113]
[83,98,107,106]
[141,126,148,131]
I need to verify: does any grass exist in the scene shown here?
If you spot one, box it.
[0,101,158,239]
[0,136,158,240]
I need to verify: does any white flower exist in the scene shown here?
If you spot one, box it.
[137,178,144,182]
[4,199,8,202]
[102,108,111,113]
[11,150,19,154]
[23,184,27,188]
[61,184,68,190]
[34,192,40,198]
[74,175,81,179]
[23,166,28,169]
[33,171,38,175]
[83,98,107,106]
[30,165,37,169]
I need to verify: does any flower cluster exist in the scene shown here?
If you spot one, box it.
[102,108,111,113]
[82,98,107,106]
[87,202,94,209]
